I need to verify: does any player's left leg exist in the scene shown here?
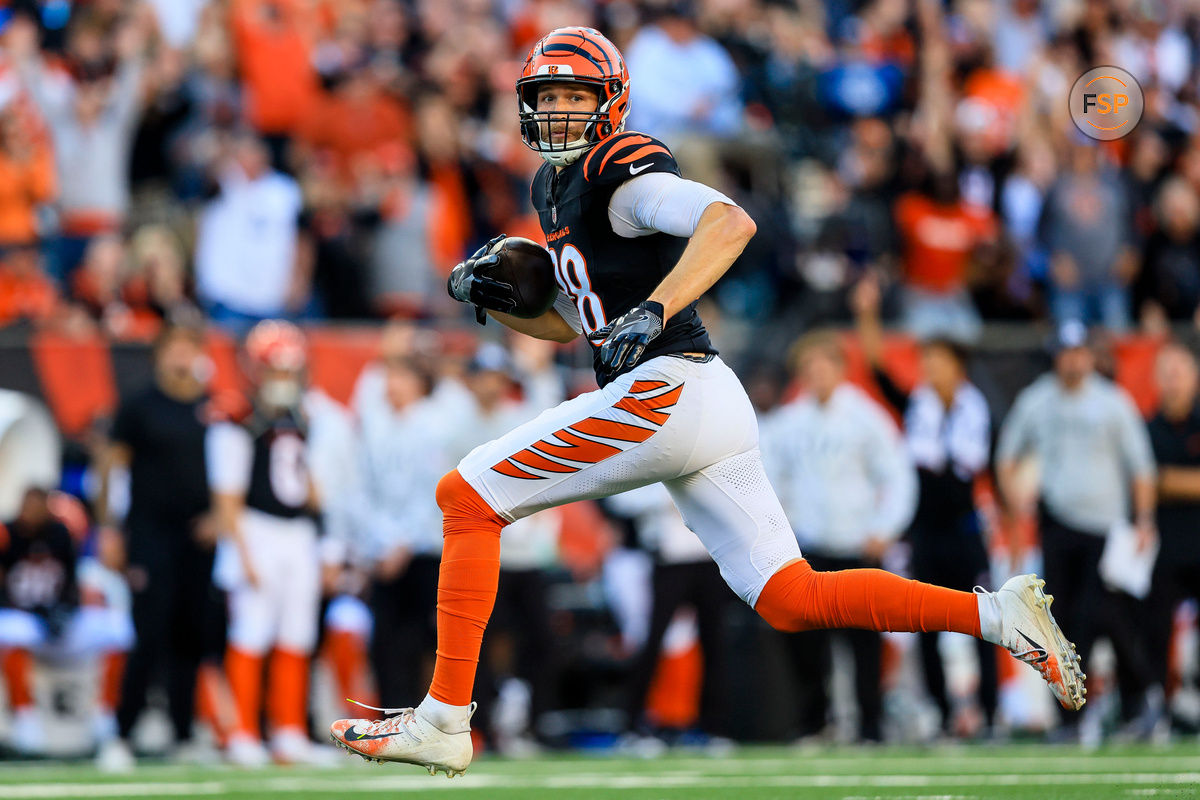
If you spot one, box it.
[656,360,1085,713]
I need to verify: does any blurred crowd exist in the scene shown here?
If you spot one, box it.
[0,0,1196,342]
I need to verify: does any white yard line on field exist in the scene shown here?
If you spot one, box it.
[3,771,1200,797]
[1,783,224,798]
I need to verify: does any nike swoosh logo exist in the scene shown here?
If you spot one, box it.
[1016,629,1049,664]
[629,163,652,175]
[345,725,395,741]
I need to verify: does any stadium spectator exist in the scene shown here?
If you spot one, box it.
[996,321,1158,738]
[1037,142,1139,331]
[1136,178,1200,329]
[8,10,149,282]
[853,276,998,737]
[193,132,309,335]
[229,0,320,166]
[893,169,998,343]
[761,330,917,742]
[0,85,55,249]
[626,4,741,140]
[99,318,220,771]
[1144,342,1200,736]
[0,245,58,328]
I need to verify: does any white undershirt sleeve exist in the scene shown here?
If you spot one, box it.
[607,172,737,239]
[206,422,254,495]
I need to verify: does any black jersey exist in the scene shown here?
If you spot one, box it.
[531,131,716,386]
[244,408,311,520]
[0,518,77,612]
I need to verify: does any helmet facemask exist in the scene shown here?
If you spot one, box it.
[517,77,625,166]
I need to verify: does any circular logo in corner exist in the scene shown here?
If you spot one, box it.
[1069,66,1144,141]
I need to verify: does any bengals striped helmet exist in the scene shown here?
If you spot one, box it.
[516,27,630,167]
[245,319,306,373]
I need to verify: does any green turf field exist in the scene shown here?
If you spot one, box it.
[1,744,1198,800]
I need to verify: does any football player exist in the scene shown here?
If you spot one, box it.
[331,27,1084,775]
[208,320,327,766]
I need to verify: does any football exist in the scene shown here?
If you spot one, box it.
[485,237,559,319]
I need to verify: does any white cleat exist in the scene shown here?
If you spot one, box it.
[225,733,271,768]
[329,703,476,777]
[986,574,1087,711]
[95,738,135,773]
[271,728,341,767]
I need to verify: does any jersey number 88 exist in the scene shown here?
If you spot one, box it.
[548,244,607,335]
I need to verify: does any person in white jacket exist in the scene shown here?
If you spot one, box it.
[761,330,917,742]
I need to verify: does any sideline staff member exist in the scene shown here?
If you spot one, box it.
[101,318,219,767]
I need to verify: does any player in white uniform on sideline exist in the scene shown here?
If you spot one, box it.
[207,321,333,767]
[330,27,1084,776]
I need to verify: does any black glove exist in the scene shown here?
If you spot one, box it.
[447,234,518,324]
[588,300,665,375]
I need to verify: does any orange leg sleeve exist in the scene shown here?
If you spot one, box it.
[1,649,34,709]
[226,647,264,739]
[267,648,309,733]
[428,469,506,707]
[98,652,126,712]
[323,630,375,715]
[755,559,981,638]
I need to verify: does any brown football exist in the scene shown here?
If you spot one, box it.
[485,237,559,319]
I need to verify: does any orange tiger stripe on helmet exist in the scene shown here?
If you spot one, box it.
[517,27,630,165]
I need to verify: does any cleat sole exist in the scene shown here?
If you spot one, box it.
[329,731,470,777]
[1025,576,1087,711]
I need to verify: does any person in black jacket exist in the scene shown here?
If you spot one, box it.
[853,276,998,737]
[99,318,220,769]
[1143,342,1200,736]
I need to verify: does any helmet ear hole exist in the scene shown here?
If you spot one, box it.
[599,122,612,137]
